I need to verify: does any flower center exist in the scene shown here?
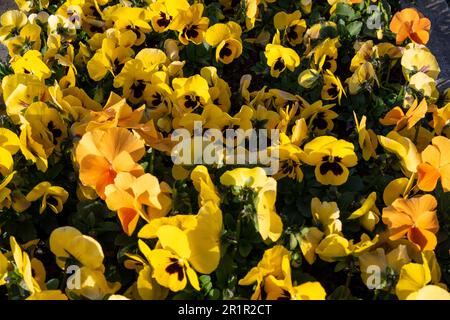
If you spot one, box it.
[319,155,344,175]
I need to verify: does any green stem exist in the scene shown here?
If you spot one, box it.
[236,210,243,243]
[149,149,154,174]
[373,289,380,300]
[413,123,420,145]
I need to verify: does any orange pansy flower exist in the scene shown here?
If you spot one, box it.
[382,194,439,251]
[75,127,145,199]
[379,99,427,131]
[417,136,450,192]
[389,8,431,45]
[105,172,169,236]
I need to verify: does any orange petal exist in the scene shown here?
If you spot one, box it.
[382,206,412,240]
[406,99,427,129]
[414,209,439,234]
[411,30,430,45]
[440,164,450,192]
[408,227,437,251]
[380,107,405,126]
[400,8,420,23]
[118,208,140,236]
[417,162,440,192]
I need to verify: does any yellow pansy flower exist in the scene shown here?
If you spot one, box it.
[272,142,304,181]
[350,40,374,72]
[149,0,190,33]
[299,227,324,265]
[148,206,220,292]
[142,201,222,292]
[172,74,212,115]
[49,226,104,270]
[87,38,134,81]
[239,245,290,300]
[0,251,8,286]
[220,167,283,241]
[401,45,440,81]
[311,197,342,235]
[25,182,68,214]
[1,73,49,125]
[264,256,326,300]
[264,43,300,78]
[190,165,220,207]
[315,234,352,262]
[354,112,378,161]
[205,21,243,64]
[358,245,411,289]
[409,72,439,102]
[9,236,42,294]
[378,131,421,175]
[273,10,307,46]
[346,62,378,95]
[311,37,339,73]
[11,50,52,80]
[148,246,199,292]
[47,14,76,41]
[108,7,152,47]
[113,59,152,104]
[200,66,232,111]
[66,266,121,300]
[396,256,450,300]
[169,4,209,45]
[0,10,28,41]
[0,128,20,177]
[321,71,346,104]
[18,101,67,172]
[303,136,358,186]
[301,100,337,133]
[382,177,411,206]
[5,23,42,57]
[178,104,233,132]
[347,192,380,232]
[15,0,49,13]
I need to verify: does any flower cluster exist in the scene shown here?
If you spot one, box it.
[0,0,450,300]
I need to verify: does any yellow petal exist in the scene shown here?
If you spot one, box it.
[187,202,222,274]
[49,226,82,269]
[66,235,104,270]
[157,225,191,259]
[396,262,432,300]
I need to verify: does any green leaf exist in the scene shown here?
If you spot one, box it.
[199,275,211,285]
[46,278,60,290]
[335,3,355,18]
[238,241,252,257]
[347,21,363,36]
[334,261,347,273]
[173,292,195,300]
[208,288,220,300]
[319,26,339,39]
[289,233,298,250]
[328,285,355,300]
